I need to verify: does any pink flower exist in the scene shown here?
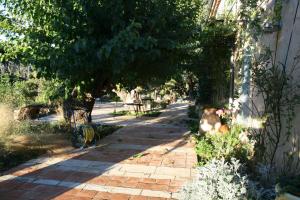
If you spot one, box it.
[216,109,224,117]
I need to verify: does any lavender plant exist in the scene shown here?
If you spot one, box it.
[180,158,248,200]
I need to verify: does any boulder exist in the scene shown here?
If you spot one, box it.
[18,105,43,120]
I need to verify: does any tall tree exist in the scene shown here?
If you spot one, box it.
[0,0,201,120]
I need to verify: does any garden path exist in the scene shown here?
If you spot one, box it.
[0,103,197,200]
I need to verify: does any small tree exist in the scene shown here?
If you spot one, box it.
[1,0,202,121]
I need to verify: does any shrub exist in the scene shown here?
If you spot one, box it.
[180,158,248,200]
[186,119,199,134]
[35,79,66,105]
[111,110,129,116]
[0,75,67,108]
[0,76,23,107]
[14,80,39,103]
[195,125,254,165]
[95,125,121,139]
[188,105,199,119]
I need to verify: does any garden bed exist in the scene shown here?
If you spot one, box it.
[111,110,161,117]
[0,120,121,173]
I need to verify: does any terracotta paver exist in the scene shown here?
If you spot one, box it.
[1,103,197,199]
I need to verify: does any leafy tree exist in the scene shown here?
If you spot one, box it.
[188,20,236,105]
[0,0,201,121]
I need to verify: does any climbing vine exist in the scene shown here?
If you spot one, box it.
[235,0,300,175]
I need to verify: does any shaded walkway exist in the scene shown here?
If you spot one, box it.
[0,103,197,200]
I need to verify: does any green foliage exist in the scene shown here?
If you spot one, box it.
[94,125,121,140]
[192,20,236,104]
[187,119,199,134]
[111,110,161,117]
[1,0,202,97]
[250,50,300,174]
[10,120,71,136]
[112,110,129,116]
[14,79,38,103]
[180,158,248,200]
[0,75,37,107]
[188,105,199,119]
[0,76,16,106]
[35,78,67,105]
[132,153,145,159]
[0,74,67,108]
[195,125,253,165]
[160,71,198,99]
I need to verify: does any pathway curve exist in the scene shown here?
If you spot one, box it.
[1,103,197,200]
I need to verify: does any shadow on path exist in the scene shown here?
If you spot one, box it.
[0,103,197,200]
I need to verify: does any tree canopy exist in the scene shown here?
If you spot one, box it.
[0,0,201,97]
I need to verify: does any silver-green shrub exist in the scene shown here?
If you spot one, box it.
[180,158,248,200]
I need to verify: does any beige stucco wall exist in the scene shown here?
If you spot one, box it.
[253,0,300,173]
[213,0,300,173]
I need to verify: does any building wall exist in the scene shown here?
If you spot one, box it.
[210,0,300,173]
[259,0,300,173]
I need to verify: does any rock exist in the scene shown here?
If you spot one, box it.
[18,105,43,120]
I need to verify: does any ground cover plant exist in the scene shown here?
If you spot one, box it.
[180,158,248,200]
[111,110,161,117]
[195,125,254,166]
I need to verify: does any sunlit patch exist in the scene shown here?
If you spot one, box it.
[236,115,265,129]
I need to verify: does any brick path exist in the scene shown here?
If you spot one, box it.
[1,103,197,200]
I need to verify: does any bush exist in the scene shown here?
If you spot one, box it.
[35,78,66,105]
[14,80,39,103]
[0,75,67,108]
[0,76,24,107]
[188,105,199,119]
[111,110,129,116]
[95,125,121,139]
[187,119,199,134]
[180,158,248,200]
[195,125,254,165]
